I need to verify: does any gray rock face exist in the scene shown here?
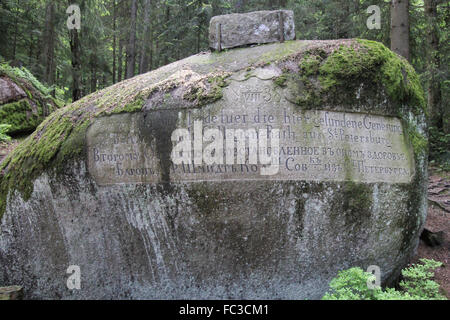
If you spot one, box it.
[209,10,295,50]
[0,39,427,299]
[0,77,26,105]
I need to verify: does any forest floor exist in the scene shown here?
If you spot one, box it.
[413,168,450,298]
[0,137,449,298]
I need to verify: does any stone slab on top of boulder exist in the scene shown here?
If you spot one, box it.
[0,12,428,299]
[209,10,295,50]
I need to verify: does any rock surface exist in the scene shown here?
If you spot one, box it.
[0,78,27,105]
[209,10,295,50]
[0,64,63,135]
[0,39,428,299]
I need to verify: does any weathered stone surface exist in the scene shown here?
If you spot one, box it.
[0,39,427,299]
[209,10,295,50]
[0,77,26,105]
[88,84,414,185]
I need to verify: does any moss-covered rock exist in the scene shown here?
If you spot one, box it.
[0,64,63,135]
[0,39,428,299]
[274,40,425,113]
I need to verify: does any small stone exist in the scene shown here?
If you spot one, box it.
[209,10,295,50]
[0,286,23,300]
[420,228,444,247]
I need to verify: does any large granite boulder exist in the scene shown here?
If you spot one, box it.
[0,64,63,135]
[0,39,427,299]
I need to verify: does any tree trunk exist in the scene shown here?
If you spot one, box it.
[68,0,82,103]
[90,59,97,93]
[235,0,246,13]
[163,5,170,66]
[196,0,201,53]
[425,0,442,129]
[112,0,117,84]
[154,38,159,69]
[126,0,138,79]
[390,0,410,61]
[28,33,33,65]
[118,39,123,82]
[41,1,56,85]
[148,27,153,71]
[139,0,152,74]
[69,28,82,101]
[12,0,20,61]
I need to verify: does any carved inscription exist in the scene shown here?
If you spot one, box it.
[87,79,415,185]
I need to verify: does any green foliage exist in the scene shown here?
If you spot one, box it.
[0,124,12,142]
[273,74,288,87]
[322,267,381,300]
[322,259,447,300]
[405,122,428,157]
[399,259,447,300]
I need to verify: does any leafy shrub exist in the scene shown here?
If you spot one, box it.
[322,267,381,300]
[0,124,12,142]
[399,259,446,300]
[322,259,447,300]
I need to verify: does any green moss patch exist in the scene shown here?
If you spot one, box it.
[0,63,64,135]
[321,40,425,113]
[183,74,229,106]
[274,39,426,115]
